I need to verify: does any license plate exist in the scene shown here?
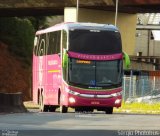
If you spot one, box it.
[91,101,100,104]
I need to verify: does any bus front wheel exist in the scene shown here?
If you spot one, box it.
[59,93,68,113]
[60,105,68,113]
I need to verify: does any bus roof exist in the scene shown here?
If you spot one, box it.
[36,22,119,35]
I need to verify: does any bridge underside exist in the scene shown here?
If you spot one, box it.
[0,8,64,17]
[0,0,160,16]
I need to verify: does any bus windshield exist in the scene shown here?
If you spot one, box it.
[69,58,122,89]
[69,29,122,55]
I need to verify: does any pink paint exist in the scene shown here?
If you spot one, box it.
[32,54,62,105]
[68,51,122,60]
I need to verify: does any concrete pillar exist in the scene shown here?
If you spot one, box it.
[64,7,77,22]
[64,7,137,55]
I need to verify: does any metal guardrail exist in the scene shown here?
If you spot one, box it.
[123,70,160,103]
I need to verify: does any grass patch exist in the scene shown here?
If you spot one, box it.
[23,101,39,109]
[114,102,160,114]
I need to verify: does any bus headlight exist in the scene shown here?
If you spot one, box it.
[111,91,122,97]
[65,87,80,95]
[115,99,121,104]
[69,97,76,103]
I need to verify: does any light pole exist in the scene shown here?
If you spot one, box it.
[76,0,79,22]
[115,0,119,27]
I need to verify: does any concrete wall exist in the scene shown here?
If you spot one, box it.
[135,30,160,56]
[135,30,148,56]
[64,7,137,55]
[150,40,160,56]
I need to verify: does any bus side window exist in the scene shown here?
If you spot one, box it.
[37,34,46,56]
[47,31,61,55]
[55,31,61,54]
[47,32,55,55]
[34,35,41,56]
[62,30,67,49]
[33,36,38,56]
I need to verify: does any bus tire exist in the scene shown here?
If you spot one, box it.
[75,107,83,113]
[60,105,68,113]
[40,93,48,112]
[75,107,93,113]
[49,106,57,112]
[105,107,113,114]
[38,90,40,105]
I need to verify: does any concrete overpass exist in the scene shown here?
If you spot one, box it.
[0,0,160,17]
[1,0,160,55]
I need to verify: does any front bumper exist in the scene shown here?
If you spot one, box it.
[61,88,122,108]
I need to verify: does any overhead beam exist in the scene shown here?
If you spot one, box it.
[137,25,160,30]
[0,8,64,17]
[0,0,160,17]
[119,0,160,5]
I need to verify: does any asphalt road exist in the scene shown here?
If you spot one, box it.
[0,110,160,136]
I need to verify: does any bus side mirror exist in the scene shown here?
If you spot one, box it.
[123,52,130,69]
[62,48,68,68]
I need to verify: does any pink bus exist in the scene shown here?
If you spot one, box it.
[32,22,125,114]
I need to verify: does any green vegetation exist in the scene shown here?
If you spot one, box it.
[0,17,35,65]
[114,102,160,114]
[0,17,49,66]
[28,16,49,30]
[24,101,39,109]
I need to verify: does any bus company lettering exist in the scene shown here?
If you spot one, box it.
[48,60,58,65]
[68,51,122,60]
